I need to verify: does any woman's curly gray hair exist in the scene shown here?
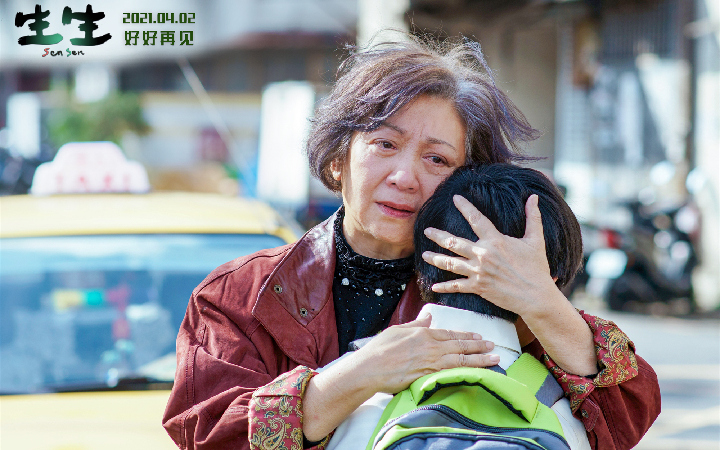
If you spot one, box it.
[306,34,541,191]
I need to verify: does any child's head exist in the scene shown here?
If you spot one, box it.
[413,163,583,322]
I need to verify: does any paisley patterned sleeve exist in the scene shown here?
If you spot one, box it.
[249,366,332,450]
[538,310,640,413]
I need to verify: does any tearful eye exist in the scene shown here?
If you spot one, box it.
[381,141,394,149]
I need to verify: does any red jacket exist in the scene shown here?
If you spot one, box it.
[163,214,660,449]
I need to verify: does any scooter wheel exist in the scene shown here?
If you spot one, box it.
[606,272,659,311]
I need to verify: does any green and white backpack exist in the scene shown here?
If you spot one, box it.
[366,353,570,450]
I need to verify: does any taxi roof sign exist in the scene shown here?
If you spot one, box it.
[31,142,150,195]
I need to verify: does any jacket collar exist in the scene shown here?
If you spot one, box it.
[252,210,423,368]
[252,212,338,367]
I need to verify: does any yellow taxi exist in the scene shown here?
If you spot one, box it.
[0,143,299,449]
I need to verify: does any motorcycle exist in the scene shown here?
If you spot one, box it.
[585,199,699,313]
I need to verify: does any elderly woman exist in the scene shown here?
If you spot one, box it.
[163,36,660,450]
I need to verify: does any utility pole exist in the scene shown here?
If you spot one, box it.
[357,0,410,47]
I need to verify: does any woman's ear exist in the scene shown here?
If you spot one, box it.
[330,159,342,182]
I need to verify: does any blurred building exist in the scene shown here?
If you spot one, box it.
[1,0,355,199]
[394,0,718,310]
[2,0,718,308]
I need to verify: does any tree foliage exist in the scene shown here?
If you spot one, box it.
[48,93,150,148]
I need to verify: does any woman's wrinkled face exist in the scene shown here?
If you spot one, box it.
[335,95,466,260]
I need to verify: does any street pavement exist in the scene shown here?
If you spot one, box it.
[576,297,720,450]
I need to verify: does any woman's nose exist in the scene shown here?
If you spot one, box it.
[386,159,421,192]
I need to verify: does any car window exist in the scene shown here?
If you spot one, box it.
[0,234,286,394]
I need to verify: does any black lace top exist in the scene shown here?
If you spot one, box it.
[333,208,415,356]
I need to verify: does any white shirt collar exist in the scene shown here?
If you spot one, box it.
[419,303,521,370]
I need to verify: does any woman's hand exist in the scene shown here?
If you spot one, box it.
[353,313,499,393]
[302,313,497,441]
[420,194,555,318]
[420,194,598,377]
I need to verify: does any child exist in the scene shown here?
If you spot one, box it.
[324,163,589,450]
[414,162,583,319]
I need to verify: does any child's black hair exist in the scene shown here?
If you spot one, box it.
[413,163,583,322]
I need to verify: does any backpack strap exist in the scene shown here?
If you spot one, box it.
[367,368,541,450]
[365,390,415,450]
[408,367,540,422]
[506,353,565,408]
